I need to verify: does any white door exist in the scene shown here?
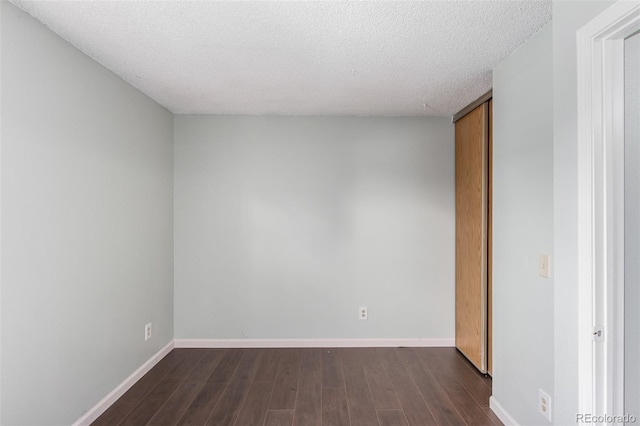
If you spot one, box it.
[624,30,640,425]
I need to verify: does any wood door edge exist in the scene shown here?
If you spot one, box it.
[479,102,489,373]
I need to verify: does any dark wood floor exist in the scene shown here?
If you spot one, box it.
[92,347,502,426]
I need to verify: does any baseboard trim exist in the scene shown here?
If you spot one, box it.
[174,338,455,348]
[489,396,520,426]
[73,341,175,426]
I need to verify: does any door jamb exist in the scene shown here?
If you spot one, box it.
[577,1,640,419]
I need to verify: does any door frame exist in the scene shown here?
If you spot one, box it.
[577,0,640,419]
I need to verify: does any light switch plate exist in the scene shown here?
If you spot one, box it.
[539,254,550,278]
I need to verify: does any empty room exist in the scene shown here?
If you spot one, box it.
[1,0,639,425]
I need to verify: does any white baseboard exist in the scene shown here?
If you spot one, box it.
[73,341,175,426]
[489,396,520,426]
[174,337,454,348]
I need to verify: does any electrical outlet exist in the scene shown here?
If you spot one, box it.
[145,322,152,341]
[359,307,368,320]
[538,389,552,421]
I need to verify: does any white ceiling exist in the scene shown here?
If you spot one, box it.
[10,0,551,117]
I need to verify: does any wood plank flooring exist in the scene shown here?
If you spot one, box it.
[92,347,501,426]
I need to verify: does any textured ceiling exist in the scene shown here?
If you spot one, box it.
[10,0,551,117]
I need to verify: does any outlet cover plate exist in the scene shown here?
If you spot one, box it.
[359,307,368,320]
[538,388,551,421]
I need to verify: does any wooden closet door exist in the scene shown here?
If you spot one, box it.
[487,99,493,375]
[455,103,489,373]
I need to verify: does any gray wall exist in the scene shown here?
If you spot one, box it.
[552,2,615,424]
[1,3,174,425]
[174,115,454,340]
[625,31,640,423]
[492,23,554,425]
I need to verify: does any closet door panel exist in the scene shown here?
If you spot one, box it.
[455,103,488,373]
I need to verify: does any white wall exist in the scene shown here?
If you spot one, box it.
[1,3,174,424]
[174,115,454,340]
[492,23,554,425]
[552,2,615,424]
